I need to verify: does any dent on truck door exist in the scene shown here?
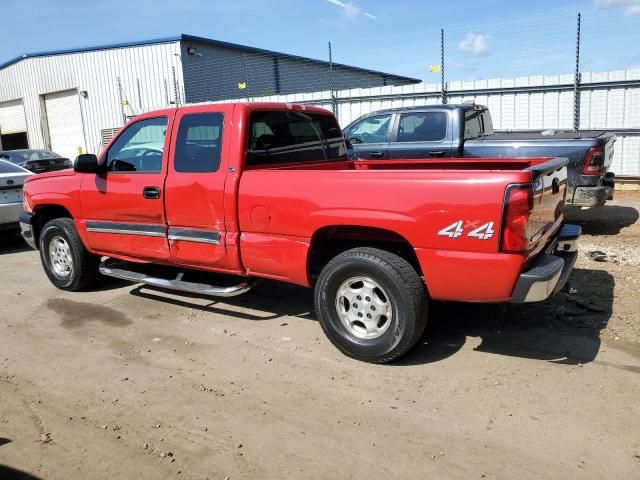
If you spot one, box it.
[80,116,170,260]
[164,106,233,270]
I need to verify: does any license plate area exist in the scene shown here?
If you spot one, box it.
[0,188,23,204]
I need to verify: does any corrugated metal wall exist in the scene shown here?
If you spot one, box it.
[228,69,640,176]
[0,41,183,154]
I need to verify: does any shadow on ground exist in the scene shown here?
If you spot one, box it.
[398,267,614,366]
[0,234,31,255]
[0,465,43,480]
[565,204,639,235]
[126,267,613,367]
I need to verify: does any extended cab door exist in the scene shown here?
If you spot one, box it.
[163,105,233,271]
[344,113,392,160]
[79,114,173,260]
[387,110,454,159]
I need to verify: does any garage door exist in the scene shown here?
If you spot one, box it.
[44,90,86,160]
[0,99,27,135]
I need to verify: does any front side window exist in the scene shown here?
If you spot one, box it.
[174,113,224,173]
[106,117,167,172]
[247,111,344,166]
[397,112,447,142]
[346,114,392,144]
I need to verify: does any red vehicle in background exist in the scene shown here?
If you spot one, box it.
[20,103,580,363]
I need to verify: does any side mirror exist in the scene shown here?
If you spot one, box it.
[348,137,362,145]
[74,154,102,173]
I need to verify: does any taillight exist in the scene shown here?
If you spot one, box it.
[501,184,533,253]
[583,147,605,175]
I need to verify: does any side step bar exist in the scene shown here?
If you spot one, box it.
[99,260,251,298]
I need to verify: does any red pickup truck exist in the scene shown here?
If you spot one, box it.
[20,102,580,363]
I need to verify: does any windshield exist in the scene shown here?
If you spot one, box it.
[11,150,62,161]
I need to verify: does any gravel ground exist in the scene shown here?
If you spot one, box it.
[0,199,638,480]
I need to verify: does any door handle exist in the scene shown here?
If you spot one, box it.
[143,186,161,199]
[369,152,385,159]
[429,151,446,157]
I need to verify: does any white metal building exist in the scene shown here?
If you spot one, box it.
[0,34,418,159]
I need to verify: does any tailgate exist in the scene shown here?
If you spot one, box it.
[526,157,568,257]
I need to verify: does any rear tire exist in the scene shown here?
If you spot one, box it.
[314,247,428,363]
[39,218,100,291]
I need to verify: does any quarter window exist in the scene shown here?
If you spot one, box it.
[174,113,224,173]
[106,117,167,173]
[397,112,447,142]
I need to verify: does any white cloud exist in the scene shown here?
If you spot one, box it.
[458,33,490,57]
[596,0,640,15]
[325,0,376,20]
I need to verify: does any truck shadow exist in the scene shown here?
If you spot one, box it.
[128,267,613,367]
[0,234,31,255]
[564,204,639,235]
[0,465,43,480]
[398,267,614,366]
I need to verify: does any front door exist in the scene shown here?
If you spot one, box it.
[164,105,232,271]
[80,115,172,261]
[344,113,392,160]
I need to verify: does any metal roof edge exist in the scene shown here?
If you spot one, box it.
[0,35,182,70]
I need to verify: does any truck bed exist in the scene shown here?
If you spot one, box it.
[484,130,613,141]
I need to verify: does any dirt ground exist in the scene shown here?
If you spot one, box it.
[0,199,638,480]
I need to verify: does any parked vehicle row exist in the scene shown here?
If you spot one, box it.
[19,102,580,363]
[344,104,616,207]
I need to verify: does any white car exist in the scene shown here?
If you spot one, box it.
[0,160,33,235]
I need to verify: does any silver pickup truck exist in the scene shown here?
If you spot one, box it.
[344,103,616,207]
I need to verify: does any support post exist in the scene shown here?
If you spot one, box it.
[116,77,127,125]
[573,12,581,132]
[172,66,180,107]
[441,29,447,105]
[329,42,337,116]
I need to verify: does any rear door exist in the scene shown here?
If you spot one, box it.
[80,114,172,260]
[164,105,232,270]
[344,113,393,160]
[387,110,454,159]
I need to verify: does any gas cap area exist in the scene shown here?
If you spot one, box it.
[250,205,271,230]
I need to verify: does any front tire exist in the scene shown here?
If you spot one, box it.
[39,218,100,291]
[314,247,428,363]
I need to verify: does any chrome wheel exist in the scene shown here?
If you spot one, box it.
[335,276,393,340]
[48,236,73,278]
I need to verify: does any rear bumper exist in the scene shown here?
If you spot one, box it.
[510,224,581,303]
[19,212,37,249]
[568,183,613,207]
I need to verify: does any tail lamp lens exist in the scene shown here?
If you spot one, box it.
[583,147,605,175]
[501,184,533,253]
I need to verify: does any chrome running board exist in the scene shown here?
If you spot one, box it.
[99,260,251,298]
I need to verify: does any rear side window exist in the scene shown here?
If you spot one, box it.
[174,113,224,173]
[0,160,27,174]
[397,112,447,142]
[464,110,483,140]
[247,111,346,167]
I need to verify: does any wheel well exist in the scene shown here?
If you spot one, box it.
[308,226,422,284]
[32,205,73,248]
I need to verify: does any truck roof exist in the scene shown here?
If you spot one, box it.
[354,103,485,117]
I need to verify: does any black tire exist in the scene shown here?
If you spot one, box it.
[314,247,428,363]
[39,218,100,291]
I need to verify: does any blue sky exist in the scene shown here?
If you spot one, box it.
[2,0,639,82]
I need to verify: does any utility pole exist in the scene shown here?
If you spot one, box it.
[441,29,447,105]
[573,12,581,132]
